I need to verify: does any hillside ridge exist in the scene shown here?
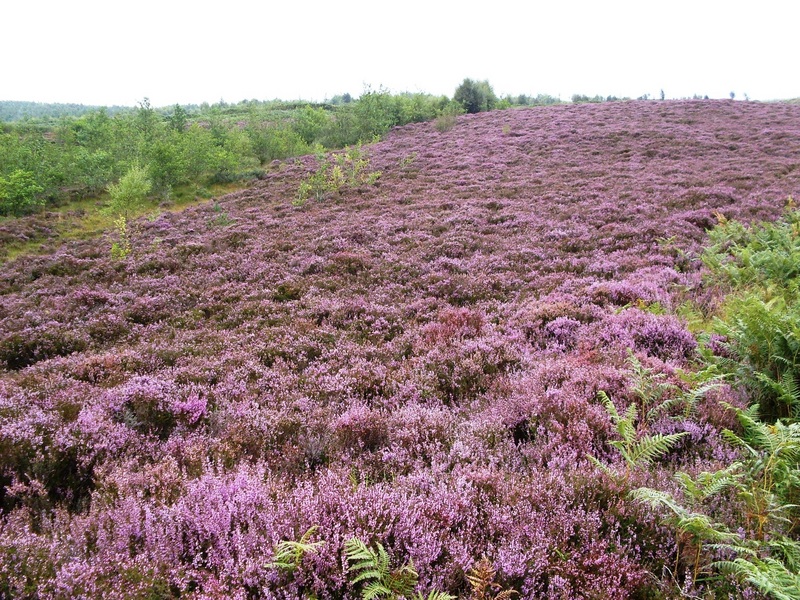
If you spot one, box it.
[1,99,799,598]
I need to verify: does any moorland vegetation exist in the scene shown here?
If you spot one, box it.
[0,86,799,599]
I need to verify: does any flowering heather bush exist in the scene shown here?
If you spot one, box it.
[1,100,800,598]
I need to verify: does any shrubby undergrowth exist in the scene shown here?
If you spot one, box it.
[0,91,455,219]
[1,101,800,598]
[629,205,800,598]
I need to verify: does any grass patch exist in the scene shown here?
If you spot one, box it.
[0,180,251,264]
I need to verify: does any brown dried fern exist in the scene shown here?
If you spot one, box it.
[466,557,518,600]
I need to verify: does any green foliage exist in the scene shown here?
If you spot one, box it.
[627,208,800,597]
[106,164,152,217]
[673,463,745,504]
[0,100,130,122]
[206,126,259,183]
[266,526,325,573]
[571,94,607,104]
[632,469,741,583]
[714,295,800,420]
[179,124,218,180]
[0,169,44,215]
[248,123,311,165]
[344,537,418,600]
[210,202,232,227]
[703,205,800,294]
[146,134,188,193]
[625,351,679,420]
[329,93,353,105]
[434,102,463,133]
[294,106,330,145]
[713,539,800,600]
[0,87,561,264]
[454,79,498,114]
[626,350,727,422]
[265,530,453,599]
[110,216,131,260]
[720,403,800,538]
[0,90,489,215]
[412,592,456,600]
[353,87,403,140]
[510,93,562,106]
[295,144,381,205]
[71,148,115,194]
[168,104,188,132]
[703,205,800,420]
[589,390,688,477]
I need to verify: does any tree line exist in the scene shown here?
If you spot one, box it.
[0,81,563,216]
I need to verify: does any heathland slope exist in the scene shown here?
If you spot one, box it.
[1,100,799,598]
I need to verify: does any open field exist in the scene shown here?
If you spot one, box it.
[1,100,800,598]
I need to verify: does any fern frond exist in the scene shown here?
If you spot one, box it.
[713,556,800,600]
[346,537,390,586]
[345,537,379,563]
[586,453,615,475]
[344,537,418,599]
[466,556,496,599]
[361,582,394,600]
[756,369,800,418]
[597,390,619,419]
[630,487,737,543]
[351,567,387,586]
[625,431,688,466]
[678,376,727,419]
[630,487,686,516]
[412,592,456,600]
[266,525,325,572]
[466,556,518,600]
[675,463,743,502]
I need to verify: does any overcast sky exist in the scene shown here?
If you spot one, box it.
[3,0,798,107]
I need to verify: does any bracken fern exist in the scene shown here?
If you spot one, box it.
[344,537,418,600]
[465,557,517,600]
[589,390,688,478]
[266,525,325,573]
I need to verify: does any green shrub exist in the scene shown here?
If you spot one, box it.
[702,205,800,294]
[434,102,463,132]
[111,216,131,260]
[0,169,44,215]
[628,206,800,598]
[454,79,498,114]
[71,148,115,194]
[251,124,310,164]
[106,164,152,217]
[703,205,800,420]
[295,144,381,205]
[352,87,398,139]
[146,135,188,192]
[293,105,330,145]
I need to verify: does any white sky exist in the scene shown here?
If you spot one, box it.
[3,0,798,107]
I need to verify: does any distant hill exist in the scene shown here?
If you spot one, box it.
[0,100,132,122]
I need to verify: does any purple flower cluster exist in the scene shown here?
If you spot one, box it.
[1,100,799,597]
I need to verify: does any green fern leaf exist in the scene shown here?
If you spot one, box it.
[413,592,457,600]
[266,525,325,572]
[345,537,418,599]
[362,582,394,600]
[626,431,688,467]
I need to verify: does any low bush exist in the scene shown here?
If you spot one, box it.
[0,169,44,216]
[295,144,381,205]
[454,79,498,114]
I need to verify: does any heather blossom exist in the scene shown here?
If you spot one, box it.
[1,100,800,597]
